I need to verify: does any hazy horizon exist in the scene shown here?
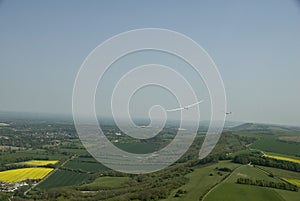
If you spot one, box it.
[1,1,300,126]
[1,110,300,128]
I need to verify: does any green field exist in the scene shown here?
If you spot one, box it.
[203,165,300,201]
[204,183,285,201]
[250,136,300,156]
[0,149,68,164]
[273,189,300,201]
[80,176,130,188]
[115,142,159,154]
[63,157,109,172]
[57,148,89,155]
[2,120,300,201]
[257,166,300,180]
[162,161,240,201]
[226,165,281,183]
[37,169,91,189]
[233,131,300,157]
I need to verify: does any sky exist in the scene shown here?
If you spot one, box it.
[0,0,300,126]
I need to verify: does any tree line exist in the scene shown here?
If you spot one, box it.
[233,153,300,172]
[236,177,298,192]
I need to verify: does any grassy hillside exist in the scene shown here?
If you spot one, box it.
[80,176,130,188]
[162,161,240,201]
[204,183,285,201]
[203,165,300,201]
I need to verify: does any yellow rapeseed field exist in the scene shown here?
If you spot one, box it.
[0,168,53,183]
[263,154,300,164]
[21,160,58,166]
[283,178,300,187]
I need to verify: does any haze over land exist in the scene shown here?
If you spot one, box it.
[0,0,299,126]
[1,2,300,200]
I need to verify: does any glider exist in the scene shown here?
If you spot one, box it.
[166,100,204,112]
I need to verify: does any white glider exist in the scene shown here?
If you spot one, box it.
[166,100,204,112]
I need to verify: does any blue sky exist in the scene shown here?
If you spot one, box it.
[0,0,300,125]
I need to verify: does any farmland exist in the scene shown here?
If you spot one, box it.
[257,166,300,181]
[163,161,240,201]
[203,165,300,201]
[63,156,109,172]
[37,169,91,189]
[204,183,285,201]
[0,149,68,165]
[80,176,130,188]
[250,136,300,156]
[116,142,159,154]
[20,160,59,166]
[0,168,53,183]
[283,178,300,187]
[0,117,300,201]
[263,154,300,164]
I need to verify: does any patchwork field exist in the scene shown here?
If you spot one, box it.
[0,168,53,183]
[1,120,299,200]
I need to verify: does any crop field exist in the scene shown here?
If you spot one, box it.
[1,120,300,201]
[283,178,300,187]
[37,169,91,189]
[250,136,300,156]
[21,160,59,166]
[57,148,89,155]
[64,157,109,172]
[116,142,159,154]
[0,149,68,164]
[263,154,300,164]
[0,167,53,183]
